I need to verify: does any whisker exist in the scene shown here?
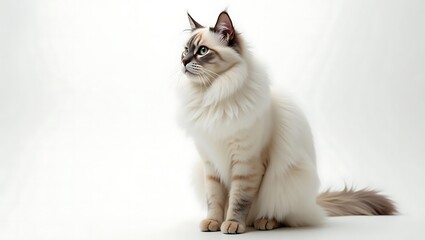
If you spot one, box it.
[201,73,213,86]
[201,68,218,85]
[171,66,187,90]
[202,70,216,82]
[202,69,220,84]
[203,68,219,77]
[197,75,207,89]
[199,74,208,89]
[201,73,212,89]
[173,63,219,90]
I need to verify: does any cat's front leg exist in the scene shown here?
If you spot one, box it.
[200,160,227,232]
[221,159,265,234]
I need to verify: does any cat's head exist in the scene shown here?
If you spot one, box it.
[181,11,244,86]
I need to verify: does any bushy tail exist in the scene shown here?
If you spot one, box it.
[316,187,397,216]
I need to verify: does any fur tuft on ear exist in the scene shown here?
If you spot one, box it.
[214,11,235,43]
[187,12,203,30]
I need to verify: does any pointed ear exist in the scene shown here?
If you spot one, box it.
[214,11,235,43]
[187,12,203,30]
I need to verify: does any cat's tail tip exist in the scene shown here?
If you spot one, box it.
[316,186,398,216]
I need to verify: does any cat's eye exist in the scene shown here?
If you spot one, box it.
[183,47,189,56]
[198,46,209,55]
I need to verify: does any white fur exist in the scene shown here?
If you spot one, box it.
[177,28,325,227]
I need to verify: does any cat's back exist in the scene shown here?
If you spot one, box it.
[269,90,316,166]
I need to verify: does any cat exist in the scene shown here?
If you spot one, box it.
[176,11,396,234]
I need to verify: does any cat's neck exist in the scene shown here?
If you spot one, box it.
[179,53,271,138]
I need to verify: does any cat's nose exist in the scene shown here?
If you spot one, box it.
[182,59,189,66]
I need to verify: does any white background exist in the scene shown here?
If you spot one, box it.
[1,0,425,239]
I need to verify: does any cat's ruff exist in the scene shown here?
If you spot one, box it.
[177,11,396,234]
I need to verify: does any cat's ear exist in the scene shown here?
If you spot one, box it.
[214,11,235,43]
[187,12,203,30]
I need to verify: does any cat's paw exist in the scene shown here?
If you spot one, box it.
[220,220,246,234]
[200,219,220,232]
[254,218,279,230]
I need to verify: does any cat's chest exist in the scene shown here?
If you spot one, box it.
[196,128,267,185]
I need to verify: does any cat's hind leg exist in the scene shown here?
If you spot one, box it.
[254,218,280,230]
[253,160,325,229]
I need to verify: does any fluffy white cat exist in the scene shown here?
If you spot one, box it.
[177,11,396,234]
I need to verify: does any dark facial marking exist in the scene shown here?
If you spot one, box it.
[181,50,194,66]
[208,48,224,61]
[197,50,215,64]
[182,32,219,66]
[186,33,200,52]
[182,33,202,65]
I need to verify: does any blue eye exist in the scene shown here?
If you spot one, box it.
[198,46,209,55]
